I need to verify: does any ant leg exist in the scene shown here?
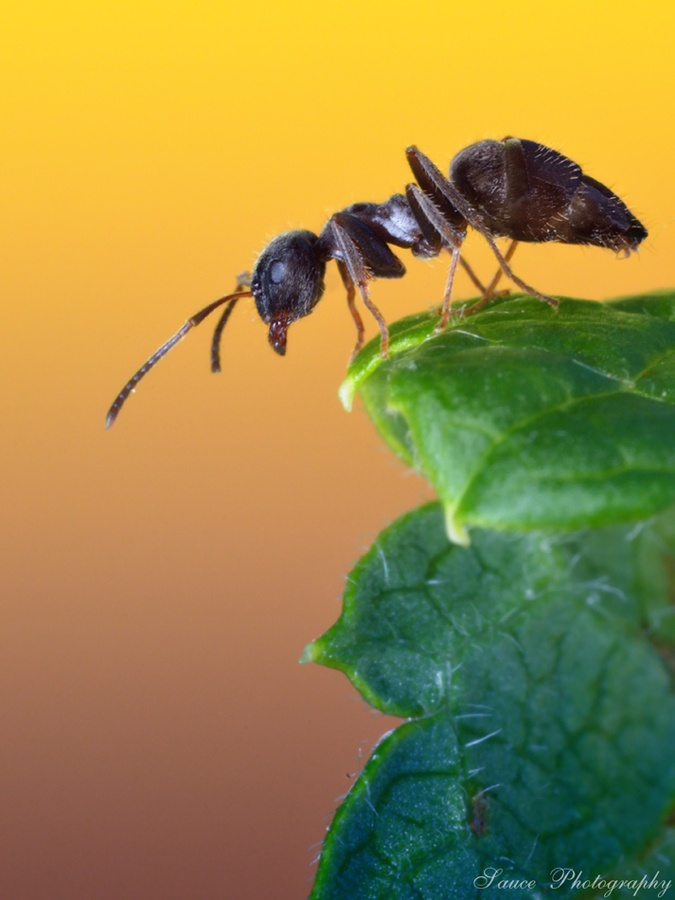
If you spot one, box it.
[366,185,485,294]
[337,261,366,361]
[458,257,487,294]
[437,246,462,330]
[406,183,466,256]
[329,217,391,357]
[408,176,516,319]
[459,240,519,317]
[360,286,389,356]
[473,228,557,309]
[408,148,558,310]
[406,182,472,322]
[483,240,518,297]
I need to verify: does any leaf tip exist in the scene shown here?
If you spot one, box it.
[299,641,319,664]
[338,378,355,412]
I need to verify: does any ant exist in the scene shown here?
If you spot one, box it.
[106,138,647,428]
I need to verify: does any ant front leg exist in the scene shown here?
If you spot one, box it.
[336,260,366,361]
[324,212,405,358]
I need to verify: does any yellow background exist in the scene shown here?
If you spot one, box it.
[2,2,674,897]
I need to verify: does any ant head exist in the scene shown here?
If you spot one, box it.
[251,230,326,355]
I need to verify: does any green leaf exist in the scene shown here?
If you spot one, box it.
[340,292,675,543]
[605,828,675,898]
[305,505,675,899]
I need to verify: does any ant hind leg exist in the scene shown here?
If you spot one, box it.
[407,148,558,311]
[460,240,519,317]
[477,230,558,310]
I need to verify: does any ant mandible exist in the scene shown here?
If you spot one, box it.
[106,137,647,428]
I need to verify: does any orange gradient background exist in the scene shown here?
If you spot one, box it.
[2,2,675,898]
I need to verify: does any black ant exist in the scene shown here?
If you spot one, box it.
[106,138,647,428]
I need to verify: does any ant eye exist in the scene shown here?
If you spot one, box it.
[270,261,285,284]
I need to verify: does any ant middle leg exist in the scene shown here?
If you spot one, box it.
[437,246,462,330]
[437,240,518,326]
[405,181,475,328]
[407,178,519,326]
[482,240,518,300]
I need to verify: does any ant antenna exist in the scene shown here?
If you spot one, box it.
[105,290,253,429]
[211,272,252,373]
[210,298,240,373]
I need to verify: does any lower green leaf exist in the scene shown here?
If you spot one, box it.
[306,505,675,899]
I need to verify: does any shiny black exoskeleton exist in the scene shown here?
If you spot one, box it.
[252,192,446,357]
[106,138,647,427]
[404,138,647,326]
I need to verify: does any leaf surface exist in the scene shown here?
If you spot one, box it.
[305,505,675,899]
[340,292,675,543]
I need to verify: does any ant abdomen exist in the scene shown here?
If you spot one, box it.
[449,138,647,252]
[558,174,648,251]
